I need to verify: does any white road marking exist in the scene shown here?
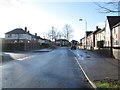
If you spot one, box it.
[75,57,97,89]
[17,55,36,61]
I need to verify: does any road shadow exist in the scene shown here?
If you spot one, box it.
[1,53,15,63]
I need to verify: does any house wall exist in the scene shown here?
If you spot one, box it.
[113,25,120,60]
[105,19,111,47]
[113,49,120,60]
[38,39,44,44]
[100,31,105,41]
[81,38,85,49]
[95,34,98,49]
[5,34,32,41]
[87,34,93,50]
[94,30,105,49]
[113,26,120,47]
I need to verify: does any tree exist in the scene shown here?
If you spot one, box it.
[56,31,63,40]
[63,24,73,41]
[94,1,120,13]
[46,27,58,41]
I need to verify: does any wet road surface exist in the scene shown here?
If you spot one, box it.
[2,47,91,88]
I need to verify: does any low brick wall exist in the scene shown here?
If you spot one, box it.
[113,49,120,60]
[2,43,41,52]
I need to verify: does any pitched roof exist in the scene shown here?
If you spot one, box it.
[93,28,101,34]
[36,36,43,40]
[86,31,93,36]
[5,28,27,34]
[107,16,120,30]
[113,22,120,28]
[56,39,69,42]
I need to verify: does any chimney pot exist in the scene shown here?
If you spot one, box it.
[96,26,98,30]
[25,27,27,32]
[35,33,37,36]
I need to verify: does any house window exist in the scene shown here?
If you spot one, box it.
[15,34,17,37]
[113,28,116,34]
[114,40,119,45]
[19,34,23,38]
[116,40,119,45]
[8,34,12,38]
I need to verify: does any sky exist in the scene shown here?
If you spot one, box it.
[0,0,118,42]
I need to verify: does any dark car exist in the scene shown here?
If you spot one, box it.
[71,45,76,50]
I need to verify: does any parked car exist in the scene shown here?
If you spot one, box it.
[71,45,76,50]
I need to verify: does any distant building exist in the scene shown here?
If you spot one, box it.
[56,39,69,46]
[71,40,78,45]
[79,16,120,59]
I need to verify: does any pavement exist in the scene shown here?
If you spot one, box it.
[72,48,119,84]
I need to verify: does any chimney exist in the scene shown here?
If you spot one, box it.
[96,26,98,30]
[25,27,27,32]
[35,33,37,36]
[27,31,29,33]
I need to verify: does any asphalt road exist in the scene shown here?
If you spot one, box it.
[2,47,91,88]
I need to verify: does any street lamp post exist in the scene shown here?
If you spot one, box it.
[79,18,88,57]
[79,19,87,49]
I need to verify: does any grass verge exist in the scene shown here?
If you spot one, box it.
[94,79,120,88]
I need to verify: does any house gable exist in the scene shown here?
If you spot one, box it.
[107,16,120,30]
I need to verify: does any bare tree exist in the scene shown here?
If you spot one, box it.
[56,31,63,40]
[63,24,73,41]
[94,1,120,13]
[46,27,58,41]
